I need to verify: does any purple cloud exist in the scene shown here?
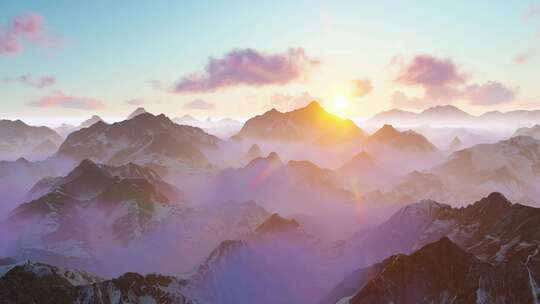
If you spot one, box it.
[28,91,105,110]
[524,5,540,19]
[465,81,517,105]
[0,13,44,55]
[173,48,319,93]
[396,54,466,87]
[2,74,55,88]
[392,54,517,108]
[184,99,215,110]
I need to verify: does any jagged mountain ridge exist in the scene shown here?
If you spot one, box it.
[233,101,366,144]
[331,192,540,303]
[0,260,195,304]
[329,237,536,304]
[0,119,62,160]
[55,112,219,170]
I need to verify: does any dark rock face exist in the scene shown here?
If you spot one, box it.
[233,101,366,144]
[0,261,195,304]
[0,261,100,304]
[254,213,300,234]
[348,238,535,304]
[325,192,540,304]
[78,273,194,303]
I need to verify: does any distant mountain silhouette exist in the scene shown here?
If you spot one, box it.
[0,119,62,160]
[369,104,540,128]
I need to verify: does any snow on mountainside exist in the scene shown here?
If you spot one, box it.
[127,107,148,120]
[327,192,540,303]
[2,159,271,276]
[0,119,62,161]
[54,115,104,138]
[55,112,219,172]
[363,135,540,208]
[433,135,540,203]
[233,101,366,145]
[0,260,196,303]
[330,237,536,304]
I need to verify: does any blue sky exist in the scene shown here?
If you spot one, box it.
[1,1,539,125]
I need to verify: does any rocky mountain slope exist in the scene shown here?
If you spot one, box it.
[233,101,366,145]
[0,119,62,160]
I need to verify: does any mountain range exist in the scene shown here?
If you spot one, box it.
[327,192,540,303]
[174,114,243,138]
[368,104,540,128]
[2,100,540,303]
[0,119,62,161]
[55,112,219,173]
[1,192,539,303]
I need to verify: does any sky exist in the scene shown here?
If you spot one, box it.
[1,0,540,126]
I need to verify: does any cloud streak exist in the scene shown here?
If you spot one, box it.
[0,12,45,55]
[269,91,318,111]
[125,98,145,106]
[184,99,215,110]
[28,91,105,110]
[2,74,55,88]
[173,48,319,93]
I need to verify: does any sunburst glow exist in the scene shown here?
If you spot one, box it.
[333,95,349,109]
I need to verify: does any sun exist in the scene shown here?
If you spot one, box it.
[333,95,349,109]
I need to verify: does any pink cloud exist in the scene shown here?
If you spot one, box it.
[351,79,373,97]
[513,52,534,64]
[184,99,215,110]
[28,91,105,110]
[0,12,45,55]
[2,74,55,88]
[173,48,319,93]
[464,81,517,105]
